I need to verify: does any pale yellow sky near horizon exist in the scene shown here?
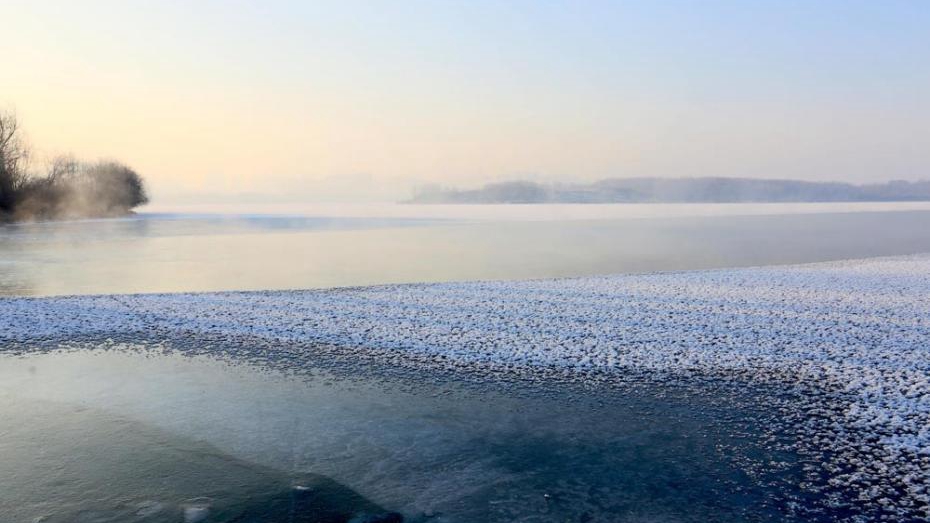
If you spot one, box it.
[2,1,928,203]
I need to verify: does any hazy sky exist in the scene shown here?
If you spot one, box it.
[2,1,928,202]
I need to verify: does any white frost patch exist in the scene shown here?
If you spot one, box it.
[2,254,930,516]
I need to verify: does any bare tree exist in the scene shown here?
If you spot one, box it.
[45,154,80,183]
[78,160,149,211]
[0,111,30,212]
[1,111,149,220]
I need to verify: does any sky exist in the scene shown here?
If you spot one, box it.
[1,1,929,203]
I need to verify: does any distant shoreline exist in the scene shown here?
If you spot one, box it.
[407,177,930,204]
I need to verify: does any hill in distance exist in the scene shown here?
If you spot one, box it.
[407,177,930,204]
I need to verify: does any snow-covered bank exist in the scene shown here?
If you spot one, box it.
[2,255,929,519]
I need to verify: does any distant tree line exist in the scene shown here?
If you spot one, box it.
[409,177,930,204]
[0,111,148,222]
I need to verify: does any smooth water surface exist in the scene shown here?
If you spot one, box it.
[2,203,930,296]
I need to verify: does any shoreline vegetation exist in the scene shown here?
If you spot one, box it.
[408,177,930,204]
[0,111,148,223]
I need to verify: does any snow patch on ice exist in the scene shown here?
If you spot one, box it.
[2,254,929,518]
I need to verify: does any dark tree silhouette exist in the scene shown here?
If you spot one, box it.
[0,110,149,221]
[0,111,30,213]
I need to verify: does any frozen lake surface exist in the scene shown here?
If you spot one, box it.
[0,351,795,523]
[2,204,929,521]
[2,253,929,521]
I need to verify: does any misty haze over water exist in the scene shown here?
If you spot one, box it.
[3,202,930,296]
